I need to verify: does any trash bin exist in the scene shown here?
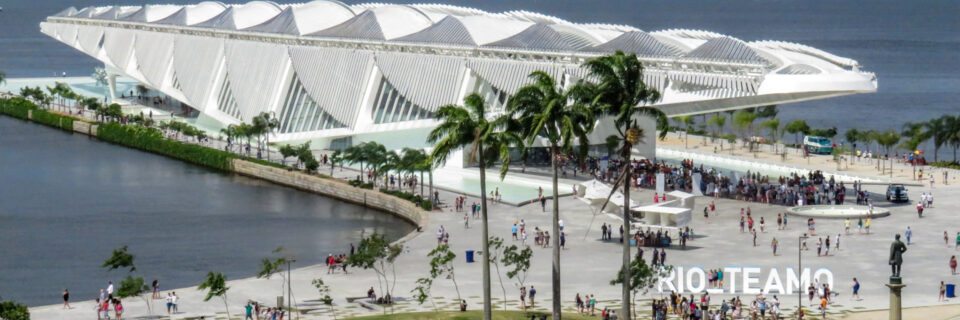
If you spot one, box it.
[947,284,956,298]
[466,250,475,263]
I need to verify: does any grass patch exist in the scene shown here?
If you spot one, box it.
[343,310,596,320]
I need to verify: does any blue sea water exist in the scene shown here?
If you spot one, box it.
[0,0,958,155]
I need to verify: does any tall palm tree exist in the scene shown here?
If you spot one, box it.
[733,110,757,151]
[577,51,666,318]
[944,115,960,162]
[428,93,516,320]
[707,114,727,145]
[760,119,781,153]
[920,117,948,162]
[510,71,594,320]
[253,112,281,161]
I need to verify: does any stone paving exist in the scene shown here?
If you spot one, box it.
[19,103,960,319]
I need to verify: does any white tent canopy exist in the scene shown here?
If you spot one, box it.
[577,179,637,214]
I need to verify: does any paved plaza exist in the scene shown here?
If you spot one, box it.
[28,145,960,319]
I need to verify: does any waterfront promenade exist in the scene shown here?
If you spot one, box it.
[8,96,960,319]
[27,148,960,319]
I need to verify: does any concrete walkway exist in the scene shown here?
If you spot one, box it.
[19,105,960,319]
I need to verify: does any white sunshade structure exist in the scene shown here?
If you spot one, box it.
[40,1,877,152]
[577,179,637,214]
[631,191,696,230]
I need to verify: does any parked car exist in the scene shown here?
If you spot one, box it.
[803,135,834,154]
[886,184,909,202]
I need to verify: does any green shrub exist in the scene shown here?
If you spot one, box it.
[0,97,36,120]
[30,109,75,132]
[931,161,960,169]
[421,200,433,211]
[348,180,373,189]
[97,122,235,171]
[61,117,74,132]
[0,296,29,320]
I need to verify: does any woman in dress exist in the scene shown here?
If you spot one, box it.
[62,289,70,309]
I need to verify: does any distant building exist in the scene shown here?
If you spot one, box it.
[41,1,875,159]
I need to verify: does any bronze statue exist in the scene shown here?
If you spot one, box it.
[890,234,907,277]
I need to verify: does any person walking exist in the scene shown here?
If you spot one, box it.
[771,237,778,256]
[906,227,913,245]
[152,279,160,299]
[851,278,860,301]
[62,289,70,309]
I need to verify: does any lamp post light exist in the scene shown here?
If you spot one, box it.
[798,234,809,319]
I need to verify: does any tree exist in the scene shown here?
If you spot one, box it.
[501,243,533,294]
[102,247,153,314]
[91,67,109,96]
[0,296,29,320]
[102,245,136,272]
[428,93,515,320]
[784,120,811,147]
[676,115,694,148]
[487,237,510,311]
[760,118,781,153]
[706,114,727,146]
[577,51,666,318]
[875,129,901,156]
[427,244,460,301]
[945,115,960,162]
[253,112,280,161]
[609,259,672,317]
[733,110,757,151]
[510,70,595,319]
[312,278,336,319]
[845,128,862,149]
[116,276,151,313]
[279,144,297,166]
[921,117,948,162]
[329,150,344,176]
[198,271,231,319]
[605,134,620,158]
[256,247,292,313]
[809,127,838,139]
[348,234,403,306]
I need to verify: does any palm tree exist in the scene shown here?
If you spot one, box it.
[510,71,595,320]
[676,115,694,148]
[706,114,727,146]
[760,119,781,154]
[400,148,429,196]
[344,143,369,182]
[577,51,666,318]
[784,119,811,150]
[253,112,280,161]
[733,110,757,151]
[920,117,948,162]
[428,93,515,320]
[220,124,239,153]
[944,115,960,162]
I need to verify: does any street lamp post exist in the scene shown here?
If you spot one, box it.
[798,234,809,319]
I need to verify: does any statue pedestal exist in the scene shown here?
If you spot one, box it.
[885,280,906,320]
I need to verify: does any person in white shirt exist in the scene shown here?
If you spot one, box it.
[558,219,564,232]
[106,281,114,296]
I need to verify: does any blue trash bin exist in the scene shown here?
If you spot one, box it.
[947,284,956,298]
[466,250,475,263]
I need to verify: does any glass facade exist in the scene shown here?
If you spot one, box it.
[277,76,346,134]
[370,78,433,124]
